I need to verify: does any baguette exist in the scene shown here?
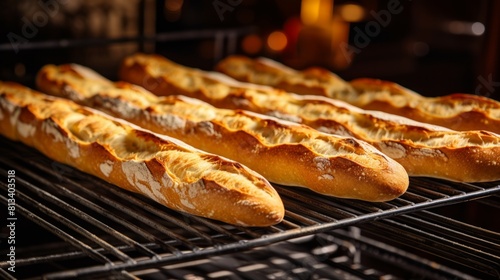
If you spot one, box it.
[216,55,500,134]
[0,81,284,227]
[119,53,500,183]
[36,64,409,202]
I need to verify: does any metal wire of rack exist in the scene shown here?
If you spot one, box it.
[1,135,499,279]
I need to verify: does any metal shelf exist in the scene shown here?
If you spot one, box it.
[1,136,499,279]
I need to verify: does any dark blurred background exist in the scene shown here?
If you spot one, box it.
[0,0,498,100]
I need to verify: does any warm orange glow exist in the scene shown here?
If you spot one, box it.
[242,34,263,54]
[339,4,365,22]
[283,17,302,55]
[164,0,184,21]
[301,0,319,25]
[331,17,351,69]
[267,31,288,52]
[301,0,333,26]
[165,0,183,12]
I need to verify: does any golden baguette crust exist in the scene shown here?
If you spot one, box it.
[36,64,409,202]
[0,81,284,227]
[119,53,500,182]
[216,55,500,134]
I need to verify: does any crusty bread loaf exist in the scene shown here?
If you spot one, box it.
[216,55,500,134]
[119,53,500,183]
[36,64,409,202]
[0,81,285,227]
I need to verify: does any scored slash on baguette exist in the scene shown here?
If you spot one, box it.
[36,64,409,202]
[0,81,285,227]
[118,53,500,183]
[215,55,500,134]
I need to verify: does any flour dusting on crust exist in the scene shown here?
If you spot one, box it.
[122,161,167,204]
[41,119,80,158]
[378,142,406,159]
[99,160,114,177]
